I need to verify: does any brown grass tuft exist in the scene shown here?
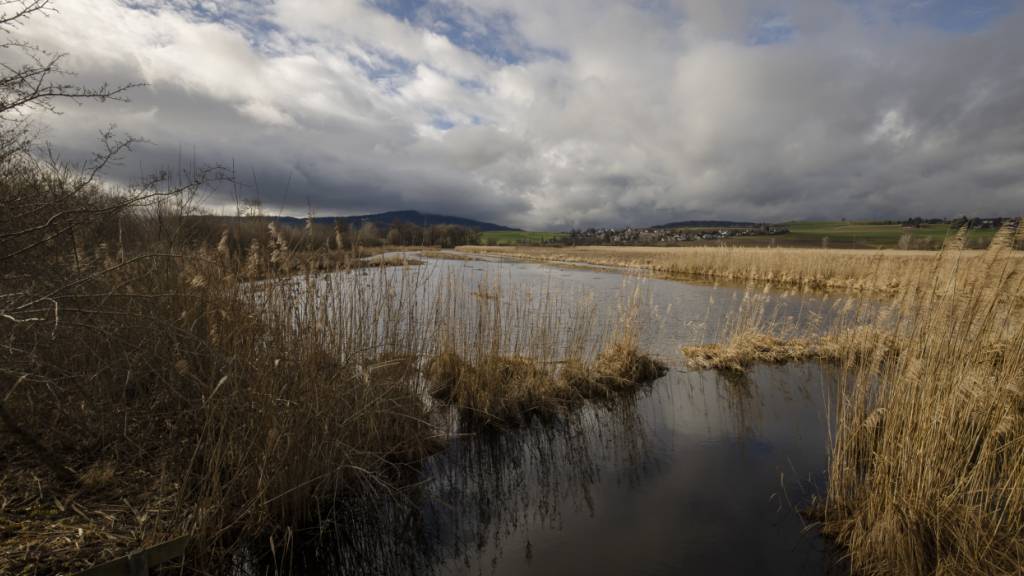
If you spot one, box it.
[592,341,668,389]
[424,279,667,427]
[682,326,894,373]
[427,352,567,426]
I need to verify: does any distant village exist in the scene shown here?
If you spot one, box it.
[896,216,1006,229]
[566,224,790,245]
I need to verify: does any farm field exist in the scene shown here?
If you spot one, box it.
[781,220,997,248]
[498,222,1000,249]
[480,230,570,245]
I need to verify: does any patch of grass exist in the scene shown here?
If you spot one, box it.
[426,345,667,428]
[425,281,667,428]
[684,332,821,372]
[591,341,668,391]
[427,352,568,426]
[682,327,892,373]
[417,250,479,261]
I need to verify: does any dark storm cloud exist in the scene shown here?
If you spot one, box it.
[15,0,1024,229]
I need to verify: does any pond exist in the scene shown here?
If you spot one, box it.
[277,254,846,575]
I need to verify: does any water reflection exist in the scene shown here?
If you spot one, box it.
[251,256,850,575]
[251,393,654,575]
[255,367,842,575]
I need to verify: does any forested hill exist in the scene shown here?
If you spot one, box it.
[276,210,519,232]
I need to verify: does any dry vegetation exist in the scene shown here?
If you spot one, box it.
[5,4,1021,574]
[681,221,1024,575]
[425,282,667,427]
[0,163,440,573]
[684,332,821,372]
[417,249,480,261]
[680,282,894,373]
[821,222,1024,576]
[1,162,666,573]
[460,244,1023,293]
[0,9,664,573]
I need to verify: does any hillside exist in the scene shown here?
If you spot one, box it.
[277,210,519,232]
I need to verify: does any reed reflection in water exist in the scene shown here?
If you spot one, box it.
[248,256,848,575]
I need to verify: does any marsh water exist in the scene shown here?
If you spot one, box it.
[287,255,846,575]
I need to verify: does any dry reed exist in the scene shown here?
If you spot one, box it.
[460,245,1023,294]
[683,326,895,373]
[2,164,666,573]
[425,278,667,427]
[820,224,1024,575]
[674,219,1024,575]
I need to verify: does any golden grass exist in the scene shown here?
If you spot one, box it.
[460,244,1024,293]
[427,352,569,425]
[683,327,893,373]
[417,249,481,261]
[675,219,1024,575]
[684,332,822,372]
[819,239,1024,575]
[424,279,667,427]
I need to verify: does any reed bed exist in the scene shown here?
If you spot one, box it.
[425,278,667,427]
[460,244,1022,293]
[678,220,1024,575]
[682,326,894,373]
[820,227,1024,575]
[1,153,666,573]
[417,250,480,261]
[681,288,893,373]
[1,218,442,573]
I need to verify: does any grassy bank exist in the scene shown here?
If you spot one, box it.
[460,244,1023,293]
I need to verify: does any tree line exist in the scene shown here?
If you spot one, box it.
[182,215,483,252]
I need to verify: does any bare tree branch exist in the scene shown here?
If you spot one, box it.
[0,0,52,31]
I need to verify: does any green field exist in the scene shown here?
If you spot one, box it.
[480,230,569,245]
[482,222,999,249]
[783,221,996,249]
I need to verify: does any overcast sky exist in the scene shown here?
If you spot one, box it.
[15,0,1024,229]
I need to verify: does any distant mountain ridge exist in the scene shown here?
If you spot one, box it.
[275,210,519,232]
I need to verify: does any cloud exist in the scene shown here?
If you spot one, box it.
[11,0,1024,228]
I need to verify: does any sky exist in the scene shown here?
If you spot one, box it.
[12,0,1024,229]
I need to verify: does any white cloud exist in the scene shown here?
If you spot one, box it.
[10,0,1024,228]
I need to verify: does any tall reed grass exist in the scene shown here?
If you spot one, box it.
[678,220,1024,574]
[426,276,666,427]
[821,224,1024,575]
[1,154,665,573]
